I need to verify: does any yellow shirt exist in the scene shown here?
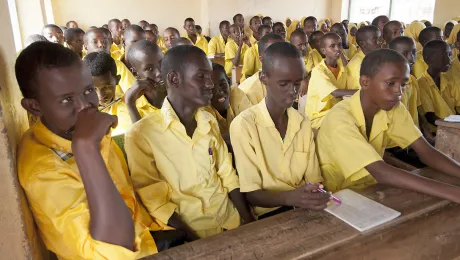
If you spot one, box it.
[241,42,261,82]
[250,34,257,46]
[184,33,209,54]
[347,43,358,60]
[304,52,315,75]
[115,60,136,93]
[111,43,124,61]
[102,91,132,136]
[18,120,167,260]
[413,50,428,79]
[446,53,460,86]
[157,36,167,53]
[345,50,366,90]
[230,99,323,217]
[306,60,347,129]
[208,35,226,56]
[137,100,160,118]
[418,71,458,128]
[224,38,249,76]
[316,91,423,192]
[401,75,421,128]
[125,99,241,238]
[239,71,266,105]
[309,49,323,67]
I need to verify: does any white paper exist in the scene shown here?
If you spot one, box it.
[325,189,401,232]
[444,115,460,122]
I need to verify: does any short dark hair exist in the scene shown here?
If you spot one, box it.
[195,25,202,31]
[161,45,207,82]
[99,27,112,38]
[330,23,345,31]
[321,32,341,47]
[219,20,230,29]
[419,26,442,46]
[83,51,117,77]
[389,36,415,50]
[273,22,284,30]
[171,37,193,47]
[360,49,407,77]
[64,28,85,42]
[24,34,48,47]
[258,33,284,54]
[423,40,449,60]
[383,21,402,35]
[289,29,307,42]
[15,41,81,99]
[371,15,389,27]
[262,16,272,24]
[250,16,261,26]
[127,40,161,67]
[108,19,121,29]
[258,24,272,36]
[41,24,62,35]
[165,27,180,36]
[309,31,324,45]
[233,13,243,23]
[262,42,301,74]
[304,16,317,26]
[184,18,195,24]
[212,63,231,84]
[66,21,77,27]
[124,25,145,41]
[356,25,379,48]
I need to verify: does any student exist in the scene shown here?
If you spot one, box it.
[59,26,68,35]
[195,25,211,42]
[346,25,382,90]
[121,25,146,70]
[290,29,314,75]
[172,37,193,47]
[16,41,179,259]
[208,20,230,56]
[233,13,252,38]
[413,26,444,78]
[303,16,318,39]
[145,30,158,45]
[138,20,150,30]
[273,22,287,40]
[121,19,131,30]
[309,31,325,66]
[447,23,460,58]
[306,33,357,129]
[445,21,458,41]
[150,24,167,52]
[99,27,123,60]
[108,19,124,49]
[239,33,285,105]
[24,34,47,48]
[447,29,460,81]
[249,16,262,45]
[371,15,390,34]
[163,27,181,50]
[404,21,426,52]
[286,19,300,40]
[41,24,64,45]
[319,20,329,33]
[65,28,85,58]
[125,45,255,239]
[330,22,357,61]
[348,23,358,46]
[230,42,330,220]
[262,16,274,28]
[66,20,78,29]
[342,20,350,29]
[418,40,457,132]
[241,25,273,81]
[224,24,249,76]
[316,48,460,206]
[183,18,208,54]
[422,20,432,28]
[382,20,404,48]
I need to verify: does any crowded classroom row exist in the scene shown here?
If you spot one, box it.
[16,12,460,259]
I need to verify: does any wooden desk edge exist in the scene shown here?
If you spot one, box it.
[435,119,460,129]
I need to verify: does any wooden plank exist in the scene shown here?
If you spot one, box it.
[435,121,460,162]
[435,120,460,130]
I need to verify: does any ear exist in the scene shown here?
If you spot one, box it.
[259,70,268,86]
[359,75,371,90]
[167,71,180,89]
[21,98,42,117]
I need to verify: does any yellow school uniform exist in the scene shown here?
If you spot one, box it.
[346,49,366,90]
[115,60,136,93]
[102,92,132,136]
[404,21,425,52]
[347,43,358,60]
[417,71,459,129]
[412,50,428,79]
[241,42,261,82]
[447,23,460,45]
[316,91,422,192]
[230,99,322,217]
[111,43,124,61]
[447,54,460,85]
[286,20,300,41]
[304,52,315,75]
[137,99,160,118]
[184,33,209,54]
[402,75,421,128]
[125,99,241,238]
[18,120,168,260]
[208,35,226,56]
[224,38,249,76]
[348,24,357,46]
[309,48,323,67]
[157,36,167,53]
[239,71,266,105]
[250,34,257,46]
[306,60,347,129]
[244,26,253,38]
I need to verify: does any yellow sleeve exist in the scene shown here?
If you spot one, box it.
[224,42,237,76]
[230,87,253,116]
[302,121,323,184]
[345,61,361,90]
[125,128,177,224]
[242,47,256,77]
[349,44,357,59]
[305,67,338,119]
[386,103,423,149]
[213,122,240,192]
[208,37,217,56]
[413,54,427,79]
[305,55,315,75]
[116,61,136,93]
[417,78,436,114]
[202,39,209,55]
[22,170,142,260]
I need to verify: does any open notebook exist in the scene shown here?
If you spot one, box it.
[325,189,401,232]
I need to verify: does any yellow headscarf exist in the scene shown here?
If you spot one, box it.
[286,20,300,40]
[444,20,458,28]
[358,22,367,28]
[348,23,358,46]
[404,21,426,51]
[300,17,307,29]
[453,16,460,22]
[447,23,460,45]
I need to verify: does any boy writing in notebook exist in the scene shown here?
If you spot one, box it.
[65,28,85,58]
[16,42,179,259]
[183,18,208,54]
[208,20,230,56]
[241,25,273,81]
[230,42,330,220]
[413,26,444,78]
[125,46,254,239]
[316,48,460,205]
[163,27,181,50]
[306,33,357,129]
[224,24,250,76]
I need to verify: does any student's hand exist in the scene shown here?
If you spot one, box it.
[125,79,155,105]
[286,183,331,210]
[72,107,118,146]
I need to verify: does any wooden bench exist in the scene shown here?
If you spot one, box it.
[435,120,460,162]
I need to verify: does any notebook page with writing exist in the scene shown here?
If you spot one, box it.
[325,189,401,232]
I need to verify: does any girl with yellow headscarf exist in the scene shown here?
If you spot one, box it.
[348,23,358,46]
[404,21,426,52]
[286,19,300,41]
[448,23,460,58]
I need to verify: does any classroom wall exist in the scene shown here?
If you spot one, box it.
[433,0,460,27]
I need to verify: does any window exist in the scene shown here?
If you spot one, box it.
[7,0,22,52]
[349,0,436,24]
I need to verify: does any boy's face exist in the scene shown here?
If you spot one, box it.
[211,69,230,111]
[109,22,124,40]
[274,24,287,40]
[230,26,242,41]
[424,31,444,45]
[139,21,150,30]
[123,31,145,55]
[427,44,452,73]
[393,42,417,70]
[145,31,158,44]
[321,36,343,60]
[235,15,245,29]
[362,61,408,111]
[85,31,111,54]
[384,22,404,43]
[291,35,308,57]
[164,30,180,49]
[44,27,64,45]
[286,19,292,28]
[320,23,328,32]
[122,20,131,30]
[378,17,390,32]
[362,30,382,51]
[303,20,317,37]
[330,24,348,46]
[92,72,118,106]
[27,63,98,139]
[263,18,273,28]
[260,27,273,38]
[311,33,324,50]
[250,18,262,34]
[68,33,84,54]
[184,21,196,35]
[220,23,230,38]
[68,22,78,29]
[350,27,357,37]
[260,56,304,109]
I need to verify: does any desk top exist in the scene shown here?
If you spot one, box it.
[436,120,460,130]
[145,168,460,260]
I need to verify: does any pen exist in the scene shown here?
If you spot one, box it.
[308,182,342,205]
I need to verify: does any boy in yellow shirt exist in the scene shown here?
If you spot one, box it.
[290,29,314,74]
[230,42,330,220]
[382,21,404,48]
[108,19,124,50]
[121,25,146,71]
[241,25,273,81]
[138,20,150,30]
[224,24,250,76]
[233,13,252,39]
[249,16,262,45]
[183,18,208,54]
[303,16,318,39]
[41,24,64,45]
[346,25,382,90]
[413,26,444,78]
[309,31,325,66]
[163,27,181,50]
[306,33,357,129]
[64,28,85,58]
[239,33,285,105]
[330,23,356,61]
[16,41,182,259]
[418,40,458,131]
[262,16,274,27]
[316,48,460,205]
[149,24,167,52]
[208,20,230,56]
[99,27,123,60]
[121,18,131,30]
[125,45,254,239]
[371,15,390,35]
[273,22,287,40]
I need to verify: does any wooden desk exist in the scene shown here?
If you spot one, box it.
[435,120,460,162]
[145,169,460,260]
[210,56,225,67]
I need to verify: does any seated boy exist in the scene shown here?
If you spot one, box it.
[122,19,131,29]
[65,28,85,58]
[249,16,262,45]
[239,33,285,105]
[183,18,208,54]
[121,25,146,71]
[145,30,158,45]
[233,13,252,39]
[382,21,404,48]
[413,26,444,78]
[224,24,250,76]
[108,19,124,52]
[138,20,150,30]
[149,24,167,52]
[262,16,273,27]
[163,27,181,50]
[290,29,314,75]
[208,21,231,56]
[273,22,287,40]
[172,37,193,47]
[66,20,78,28]
[125,45,254,239]
[303,16,318,40]
[371,15,390,34]
[306,33,357,129]
[241,25,273,81]
[230,42,330,220]
[346,25,382,90]
[418,40,458,132]
[99,27,123,60]
[330,23,357,61]
[309,31,325,66]
[316,48,460,205]
[41,24,64,45]
[16,41,179,259]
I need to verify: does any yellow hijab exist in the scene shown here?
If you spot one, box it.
[286,20,300,40]
[300,17,307,29]
[348,23,358,46]
[405,21,426,51]
[447,23,460,45]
